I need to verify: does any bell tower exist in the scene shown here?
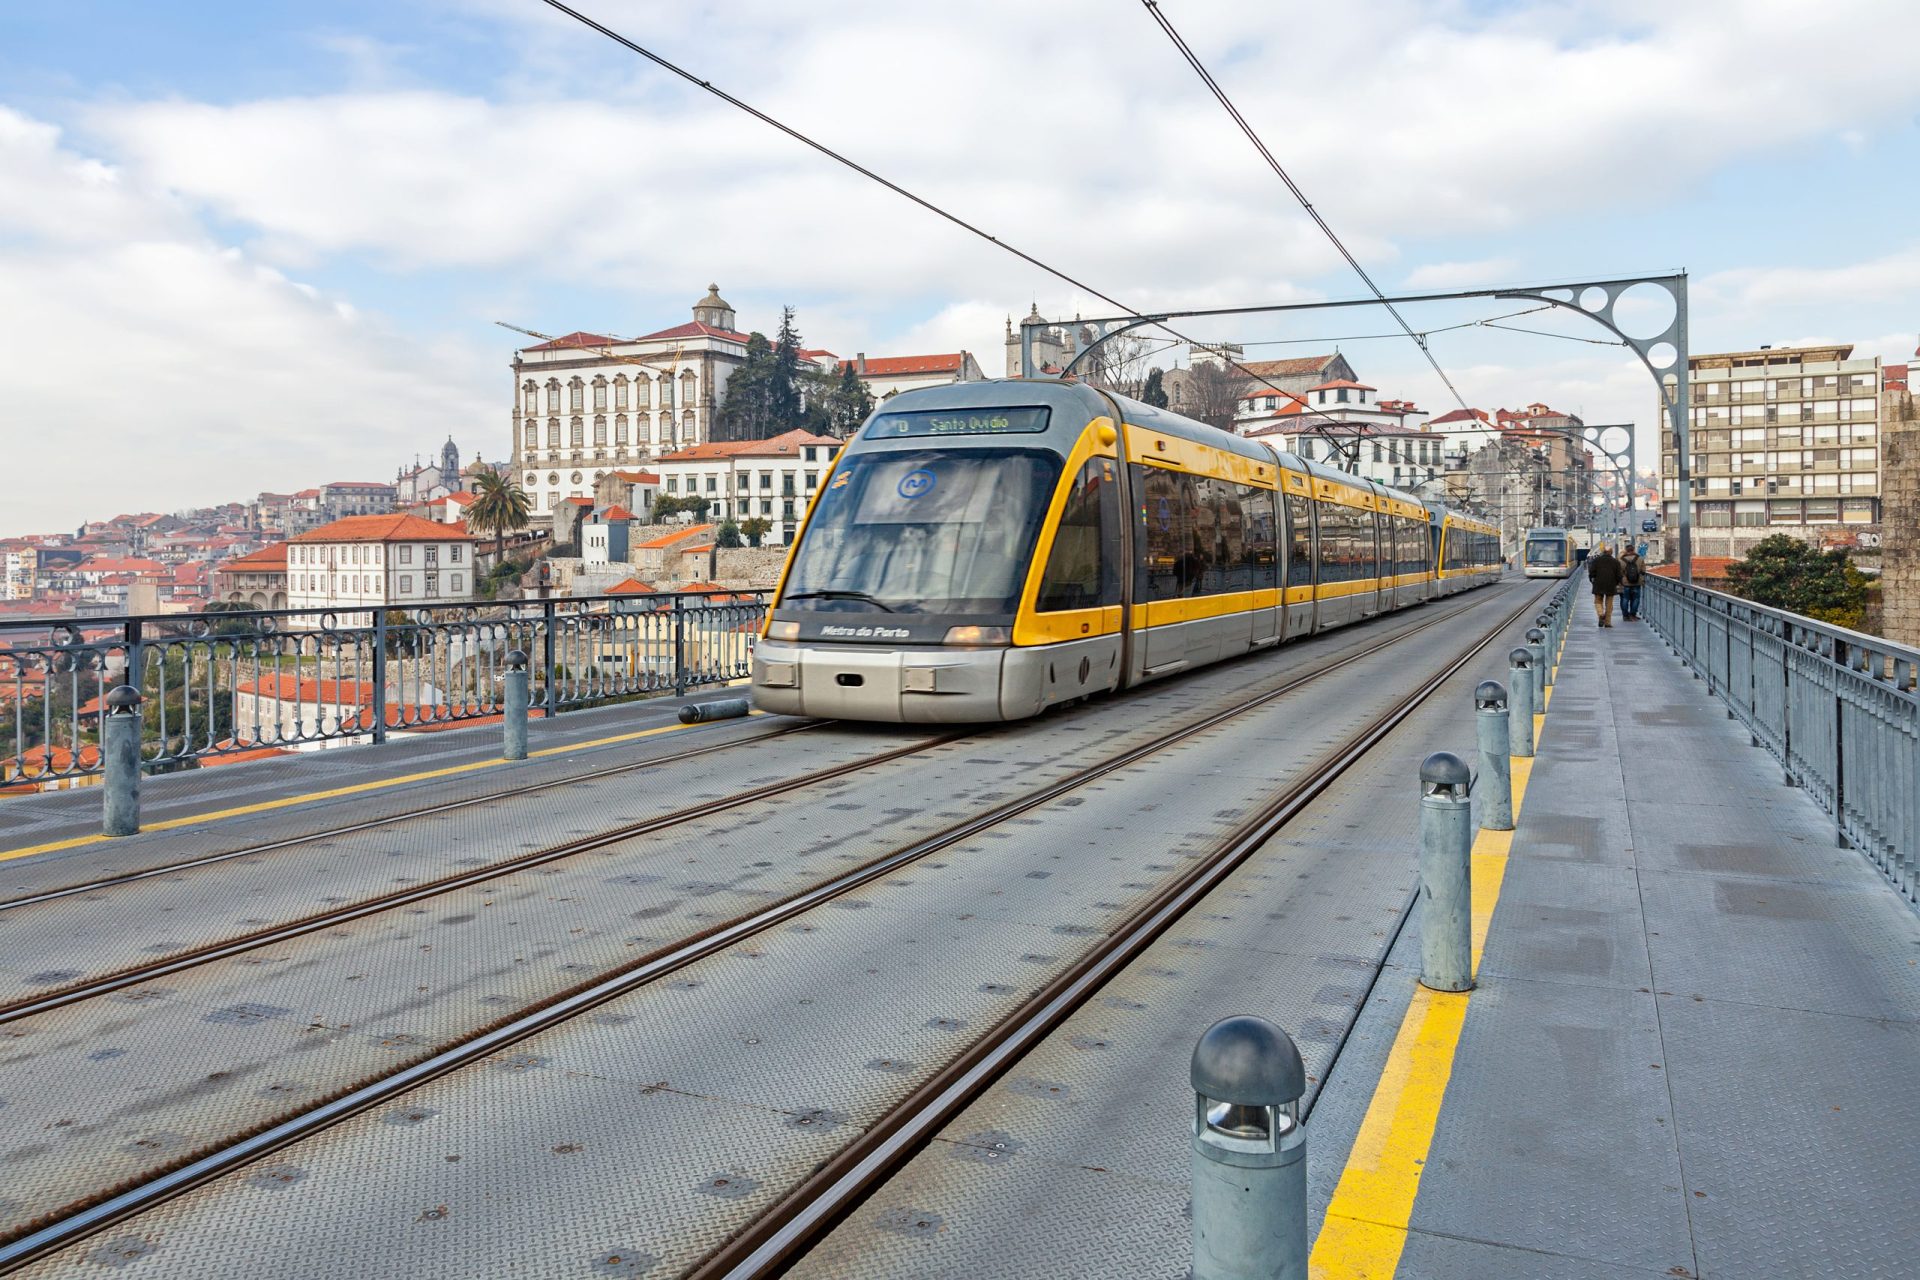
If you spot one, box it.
[692,283,736,331]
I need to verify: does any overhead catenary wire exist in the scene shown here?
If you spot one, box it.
[534,0,1375,467]
[1139,0,1478,421]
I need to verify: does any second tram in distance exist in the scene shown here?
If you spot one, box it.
[1522,526,1578,578]
[752,379,1503,723]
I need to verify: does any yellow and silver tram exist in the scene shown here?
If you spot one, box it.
[1522,527,1577,578]
[752,380,1502,723]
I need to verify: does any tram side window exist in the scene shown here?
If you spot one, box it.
[1137,464,1196,601]
[1315,500,1352,582]
[1240,487,1279,590]
[1285,495,1314,587]
[1190,476,1226,595]
[1036,457,1122,611]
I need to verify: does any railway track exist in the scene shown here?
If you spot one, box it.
[0,584,1542,1272]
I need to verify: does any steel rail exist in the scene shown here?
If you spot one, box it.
[0,725,965,1026]
[0,713,819,912]
[0,585,1514,1271]
[688,581,1551,1278]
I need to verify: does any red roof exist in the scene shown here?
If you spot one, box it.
[1309,379,1377,392]
[679,543,715,556]
[1428,408,1493,426]
[655,429,839,463]
[1886,364,1908,391]
[78,556,167,575]
[842,353,967,376]
[631,320,751,344]
[1650,558,1736,580]
[606,577,657,595]
[635,524,714,550]
[522,330,619,352]
[444,491,477,506]
[611,470,660,484]
[290,514,474,544]
[222,544,288,571]
[1237,355,1342,379]
[235,674,383,703]
[600,505,635,521]
[3,743,100,773]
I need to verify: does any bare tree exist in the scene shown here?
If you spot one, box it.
[1081,330,1155,399]
[1183,361,1250,432]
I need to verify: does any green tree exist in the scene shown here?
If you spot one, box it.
[650,494,711,521]
[824,362,876,436]
[467,471,533,562]
[1141,367,1169,408]
[1723,533,1870,629]
[740,516,773,548]
[714,331,775,441]
[769,305,803,430]
[716,520,745,549]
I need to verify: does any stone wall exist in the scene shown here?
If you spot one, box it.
[713,547,788,589]
[1877,385,1920,647]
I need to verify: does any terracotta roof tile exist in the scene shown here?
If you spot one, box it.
[289,514,474,544]
[842,353,967,376]
[1235,354,1342,379]
[605,577,657,595]
[635,524,714,550]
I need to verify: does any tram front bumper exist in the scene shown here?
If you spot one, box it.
[751,640,1019,723]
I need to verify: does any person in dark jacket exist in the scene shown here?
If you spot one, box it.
[1587,543,1623,627]
[1619,546,1646,620]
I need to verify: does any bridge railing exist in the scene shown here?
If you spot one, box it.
[0,590,768,792]
[1642,574,1917,905]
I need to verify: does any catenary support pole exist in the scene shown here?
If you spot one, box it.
[503,649,529,762]
[1190,1015,1307,1280]
[1418,751,1474,992]
[1475,681,1513,832]
[101,685,143,837]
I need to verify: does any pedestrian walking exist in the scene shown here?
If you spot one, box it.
[1587,543,1623,628]
[1619,546,1646,621]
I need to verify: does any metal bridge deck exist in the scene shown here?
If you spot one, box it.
[4,585,1915,1279]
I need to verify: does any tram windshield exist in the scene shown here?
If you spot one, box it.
[1524,536,1568,566]
[780,448,1063,615]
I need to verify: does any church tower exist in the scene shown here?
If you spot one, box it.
[440,436,460,478]
[692,284,737,331]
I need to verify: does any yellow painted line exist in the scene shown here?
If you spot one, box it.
[0,702,755,864]
[1310,652,1546,1278]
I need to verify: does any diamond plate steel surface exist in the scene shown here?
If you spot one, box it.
[7,587,1541,1276]
[1659,994,1920,1279]
[1393,1231,1678,1279]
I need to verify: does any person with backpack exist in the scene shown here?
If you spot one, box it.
[1619,546,1646,620]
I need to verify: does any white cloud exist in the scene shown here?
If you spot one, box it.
[1404,259,1522,289]
[0,108,493,535]
[1702,246,1920,309]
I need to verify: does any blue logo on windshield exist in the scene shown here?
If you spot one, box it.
[898,468,936,500]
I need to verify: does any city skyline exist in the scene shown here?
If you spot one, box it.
[4,0,1918,532]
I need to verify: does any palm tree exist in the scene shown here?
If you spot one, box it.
[467,471,532,564]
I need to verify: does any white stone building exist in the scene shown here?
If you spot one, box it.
[286,513,477,620]
[652,429,843,546]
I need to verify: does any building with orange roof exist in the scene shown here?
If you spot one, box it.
[652,429,841,546]
[285,513,476,618]
[837,350,985,402]
[215,542,289,609]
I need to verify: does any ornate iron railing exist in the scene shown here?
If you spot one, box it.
[1642,575,1917,907]
[0,590,768,791]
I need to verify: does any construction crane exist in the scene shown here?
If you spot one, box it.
[495,321,692,452]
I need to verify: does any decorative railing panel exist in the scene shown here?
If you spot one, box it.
[0,591,768,791]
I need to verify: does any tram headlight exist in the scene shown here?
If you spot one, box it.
[765,620,801,640]
[943,625,1011,647]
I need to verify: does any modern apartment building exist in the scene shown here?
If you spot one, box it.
[1662,343,1883,555]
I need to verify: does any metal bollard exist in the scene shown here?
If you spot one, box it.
[503,649,529,761]
[1508,648,1535,758]
[679,697,752,725]
[1475,681,1513,832]
[1418,751,1474,992]
[1190,1015,1307,1280]
[1527,626,1549,704]
[101,685,142,837]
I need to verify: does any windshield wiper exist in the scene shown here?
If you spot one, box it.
[783,589,898,613]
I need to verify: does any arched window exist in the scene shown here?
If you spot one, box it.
[569,378,584,412]
[570,417,585,447]
[593,415,607,446]
[546,418,560,449]
[613,375,628,410]
[614,414,628,446]
[546,380,561,413]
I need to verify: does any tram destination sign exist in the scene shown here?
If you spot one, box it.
[865,406,1051,439]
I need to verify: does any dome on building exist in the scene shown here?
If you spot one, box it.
[692,284,737,330]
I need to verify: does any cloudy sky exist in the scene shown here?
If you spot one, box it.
[3,0,1918,534]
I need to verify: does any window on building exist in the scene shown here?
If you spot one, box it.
[705,475,717,492]
[760,499,773,516]
[759,472,773,490]
[546,381,561,413]
[450,545,463,563]
[524,423,537,450]
[614,377,628,410]
[547,419,560,449]
[737,473,750,491]
[665,477,678,493]
[451,573,464,593]
[425,546,439,565]
[658,376,673,409]
[593,379,607,411]
[569,380,584,412]
[400,546,413,564]
[399,575,413,592]
[570,418,585,448]
[593,416,607,446]
[425,572,438,595]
